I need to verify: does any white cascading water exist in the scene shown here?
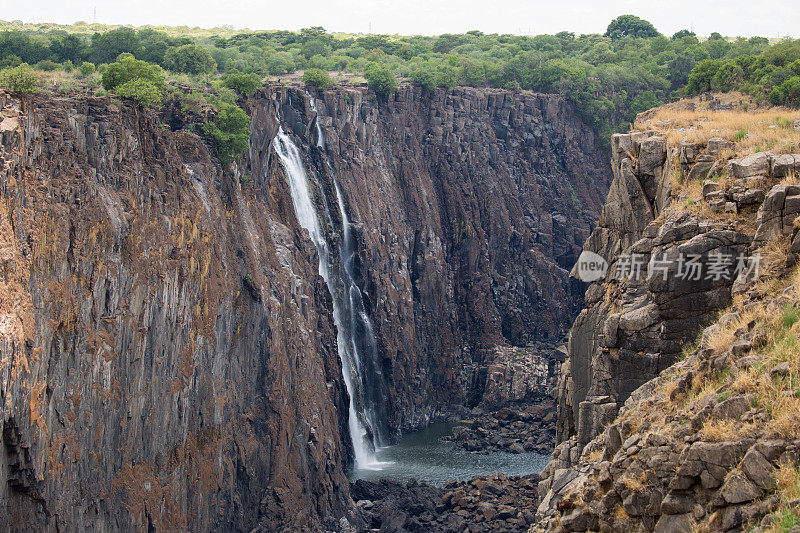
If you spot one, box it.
[307,92,324,149]
[273,117,387,470]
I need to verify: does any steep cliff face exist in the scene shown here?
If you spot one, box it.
[0,92,351,531]
[0,83,609,530]
[554,133,749,450]
[537,106,800,531]
[252,85,610,434]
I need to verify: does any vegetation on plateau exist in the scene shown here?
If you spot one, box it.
[1,15,799,153]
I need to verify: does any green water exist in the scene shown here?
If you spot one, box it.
[351,422,549,486]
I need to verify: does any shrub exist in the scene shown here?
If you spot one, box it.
[781,304,800,330]
[222,69,261,96]
[770,76,800,108]
[115,78,163,107]
[35,59,58,71]
[101,53,164,91]
[364,62,396,99]
[301,68,332,90]
[78,61,96,77]
[203,102,249,164]
[0,63,41,94]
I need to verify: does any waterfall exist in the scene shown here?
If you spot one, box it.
[272,120,387,470]
[307,92,324,149]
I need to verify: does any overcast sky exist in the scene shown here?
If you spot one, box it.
[2,0,798,38]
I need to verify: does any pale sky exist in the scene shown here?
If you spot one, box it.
[2,0,798,38]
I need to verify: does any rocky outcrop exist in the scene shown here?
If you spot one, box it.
[442,404,556,455]
[352,473,540,532]
[0,84,609,530]
[555,133,754,452]
[539,117,800,531]
[536,283,800,532]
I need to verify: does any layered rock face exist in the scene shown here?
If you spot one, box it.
[555,133,749,451]
[254,85,609,434]
[0,85,609,530]
[538,121,800,531]
[0,93,352,531]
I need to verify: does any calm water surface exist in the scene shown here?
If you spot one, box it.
[351,422,549,486]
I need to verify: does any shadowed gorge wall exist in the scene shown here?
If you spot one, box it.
[251,85,611,436]
[0,84,609,530]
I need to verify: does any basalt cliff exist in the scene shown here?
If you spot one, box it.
[537,101,800,532]
[0,84,609,531]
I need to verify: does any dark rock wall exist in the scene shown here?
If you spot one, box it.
[252,85,610,434]
[0,93,351,531]
[0,84,610,530]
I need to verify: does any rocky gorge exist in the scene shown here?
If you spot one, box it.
[0,82,610,531]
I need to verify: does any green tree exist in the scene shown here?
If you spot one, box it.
[203,102,250,163]
[164,44,217,75]
[364,62,396,99]
[0,63,41,94]
[115,78,163,107]
[605,15,660,40]
[101,53,165,91]
[0,31,49,64]
[49,32,88,63]
[770,76,800,107]
[301,39,331,59]
[686,59,723,95]
[672,30,695,41]
[301,68,332,90]
[222,69,262,95]
[90,27,140,64]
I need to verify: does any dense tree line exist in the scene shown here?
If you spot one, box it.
[1,16,799,140]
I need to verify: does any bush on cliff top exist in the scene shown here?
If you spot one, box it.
[222,69,262,96]
[0,63,41,94]
[115,77,164,107]
[101,53,166,107]
[301,68,332,90]
[364,62,396,99]
[101,53,165,92]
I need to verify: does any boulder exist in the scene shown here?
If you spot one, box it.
[707,137,733,156]
[728,153,769,179]
[720,470,761,504]
[654,513,695,533]
[741,448,776,490]
[712,395,752,420]
[638,136,667,176]
[771,154,799,178]
[702,180,720,198]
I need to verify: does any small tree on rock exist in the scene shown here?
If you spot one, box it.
[364,63,396,100]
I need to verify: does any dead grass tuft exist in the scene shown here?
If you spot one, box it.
[699,417,742,441]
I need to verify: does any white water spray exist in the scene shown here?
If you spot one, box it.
[273,121,388,470]
[307,92,325,149]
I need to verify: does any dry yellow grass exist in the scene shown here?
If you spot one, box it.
[699,417,743,441]
[635,98,800,157]
[705,306,769,355]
